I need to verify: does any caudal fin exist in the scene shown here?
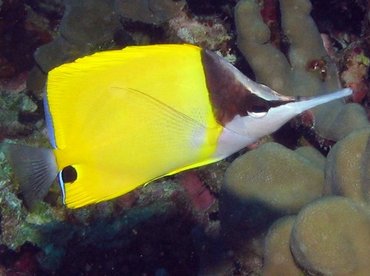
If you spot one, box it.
[1,143,58,209]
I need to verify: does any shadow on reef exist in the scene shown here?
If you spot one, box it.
[0,242,44,275]
[0,189,285,275]
[310,0,367,35]
[56,213,199,275]
[34,203,199,275]
[220,189,284,249]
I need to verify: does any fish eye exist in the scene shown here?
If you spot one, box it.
[246,103,270,118]
[61,165,77,183]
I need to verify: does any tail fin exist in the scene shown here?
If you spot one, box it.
[1,143,58,209]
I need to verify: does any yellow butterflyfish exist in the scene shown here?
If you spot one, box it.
[2,44,351,208]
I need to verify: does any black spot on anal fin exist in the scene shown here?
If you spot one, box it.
[1,143,58,209]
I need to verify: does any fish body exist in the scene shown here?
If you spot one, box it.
[2,44,352,208]
[47,45,225,208]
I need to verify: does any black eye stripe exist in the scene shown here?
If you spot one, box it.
[245,94,295,114]
[244,94,270,113]
[61,165,77,183]
[249,104,269,113]
[268,99,295,107]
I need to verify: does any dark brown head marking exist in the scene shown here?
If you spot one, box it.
[201,49,292,125]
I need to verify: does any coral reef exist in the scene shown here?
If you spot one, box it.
[219,142,325,254]
[29,0,122,95]
[1,0,370,274]
[167,11,231,51]
[262,216,301,275]
[219,0,370,274]
[0,0,60,97]
[341,45,370,103]
[325,128,370,202]
[0,0,56,80]
[235,0,368,141]
[0,90,38,140]
[291,196,370,275]
[115,0,186,25]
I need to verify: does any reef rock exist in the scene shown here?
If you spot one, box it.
[220,143,324,240]
[115,0,186,25]
[234,0,369,141]
[291,196,370,275]
[325,128,370,203]
[263,216,302,275]
[30,0,121,94]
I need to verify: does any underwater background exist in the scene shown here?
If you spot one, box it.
[1,0,370,275]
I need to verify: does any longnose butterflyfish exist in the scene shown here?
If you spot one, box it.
[2,44,351,208]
